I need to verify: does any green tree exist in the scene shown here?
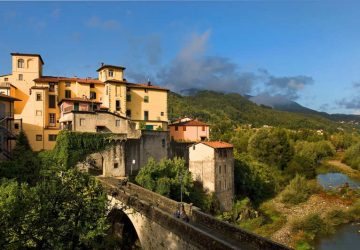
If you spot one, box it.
[135,157,193,201]
[248,128,293,170]
[0,170,108,249]
[234,153,282,205]
[0,131,40,184]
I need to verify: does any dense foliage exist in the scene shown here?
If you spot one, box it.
[0,131,109,249]
[135,157,192,199]
[343,142,360,170]
[281,175,320,205]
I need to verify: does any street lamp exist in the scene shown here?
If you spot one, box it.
[179,172,183,204]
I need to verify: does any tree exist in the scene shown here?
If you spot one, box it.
[0,131,40,184]
[135,157,193,201]
[248,128,293,170]
[0,170,108,249]
[234,153,282,205]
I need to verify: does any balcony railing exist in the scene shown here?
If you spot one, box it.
[0,82,11,88]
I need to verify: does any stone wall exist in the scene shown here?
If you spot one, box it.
[100,178,290,250]
[125,130,170,175]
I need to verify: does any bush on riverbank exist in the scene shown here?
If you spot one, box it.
[343,142,360,170]
[281,175,321,205]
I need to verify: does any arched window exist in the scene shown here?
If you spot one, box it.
[18,59,24,68]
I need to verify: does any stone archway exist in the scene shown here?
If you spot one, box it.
[106,208,141,250]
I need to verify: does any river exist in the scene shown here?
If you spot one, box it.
[315,172,360,249]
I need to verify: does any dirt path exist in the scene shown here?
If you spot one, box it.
[270,193,351,247]
[326,160,360,179]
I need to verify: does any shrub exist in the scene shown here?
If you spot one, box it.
[281,175,320,205]
[343,142,360,170]
[291,213,331,238]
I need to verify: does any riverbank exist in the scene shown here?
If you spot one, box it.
[236,161,360,249]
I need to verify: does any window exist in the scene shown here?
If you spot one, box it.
[162,139,165,148]
[114,163,118,169]
[36,93,42,101]
[65,82,71,87]
[108,70,114,77]
[202,126,206,131]
[126,109,131,118]
[161,112,164,116]
[49,95,56,108]
[183,126,186,131]
[115,120,121,127]
[65,90,71,98]
[48,134,57,141]
[126,94,131,101]
[219,165,221,174]
[144,111,149,121]
[225,179,227,189]
[4,77,8,82]
[49,83,55,92]
[18,59,24,68]
[14,123,19,129]
[90,83,95,88]
[144,96,149,103]
[18,74,23,81]
[49,113,56,126]
[90,91,96,99]
[144,89,148,93]
[115,100,120,111]
[80,118,85,126]
[36,135,43,141]
[219,180,222,190]
[36,110,42,116]
[175,126,178,131]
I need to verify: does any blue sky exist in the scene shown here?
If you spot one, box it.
[1,1,360,114]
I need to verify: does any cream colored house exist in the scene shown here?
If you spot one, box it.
[189,141,234,211]
[0,53,168,151]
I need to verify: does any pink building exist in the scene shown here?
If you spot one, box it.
[169,118,210,142]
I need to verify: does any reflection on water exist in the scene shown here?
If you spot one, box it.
[316,223,360,250]
[317,173,360,190]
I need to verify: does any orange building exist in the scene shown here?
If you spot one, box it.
[169,118,210,142]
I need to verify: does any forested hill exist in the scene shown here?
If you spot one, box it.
[168,91,351,132]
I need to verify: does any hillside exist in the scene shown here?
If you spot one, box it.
[168,91,351,132]
[249,95,360,124]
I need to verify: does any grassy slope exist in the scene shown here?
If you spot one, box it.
[169,91,345,131]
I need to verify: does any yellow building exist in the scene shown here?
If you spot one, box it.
[0,53,168,151]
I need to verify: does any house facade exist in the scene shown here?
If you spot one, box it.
[0,93,22,159]
[188,141,234,211]
[169,118,210,142]
[0,53,168,151]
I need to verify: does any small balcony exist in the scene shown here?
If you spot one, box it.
[0,82,11,88]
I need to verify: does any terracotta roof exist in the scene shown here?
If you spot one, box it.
[34,76,103,85]
[97,64,126,72]
[0,93,21,102]
[169,119,209,127]
[201,141,233,149]
[11,53,44,65]
[58,98,102,105]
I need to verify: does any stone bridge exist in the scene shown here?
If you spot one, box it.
[98,177,291,250]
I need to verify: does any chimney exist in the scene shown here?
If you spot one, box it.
[101,62,104,67]
[147,80,151,86]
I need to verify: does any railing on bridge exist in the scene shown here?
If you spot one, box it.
[99,177,291,250]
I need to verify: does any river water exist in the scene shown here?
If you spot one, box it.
[316,223,360,250]
[315,172,360,249]
[317,172,360,190]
